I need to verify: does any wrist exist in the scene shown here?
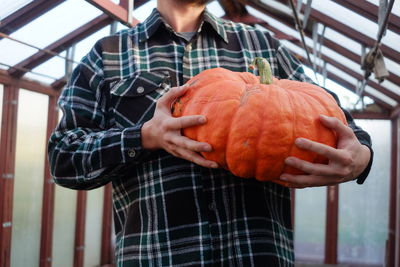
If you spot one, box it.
[354,144,371,178]
[141,121,158,150]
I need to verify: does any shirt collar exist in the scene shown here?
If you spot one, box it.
[138,8,229,44]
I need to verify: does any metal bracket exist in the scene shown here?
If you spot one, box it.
[302,0,313,30]
[2,173,14,179]
[2,222,12,228]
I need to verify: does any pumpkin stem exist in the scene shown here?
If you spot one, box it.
[250,57,273,84]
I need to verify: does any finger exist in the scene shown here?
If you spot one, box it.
[294,138,348,163]
[169,134,212,153]
[285,157,330,176]
[284,156,348,178]
[173,147,218,168]
[279,173,342,187]
[158,85,189,108]
[166,116,207,130]
[319,115,354,139]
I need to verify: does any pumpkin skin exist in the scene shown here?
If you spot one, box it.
[172,65,347,187]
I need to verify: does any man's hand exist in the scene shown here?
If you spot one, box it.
[141,84,218,169]
[279,115,371,188]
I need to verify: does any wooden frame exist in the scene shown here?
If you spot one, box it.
[0,85,19,267]
[39,96,59,267]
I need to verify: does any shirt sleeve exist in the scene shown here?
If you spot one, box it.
[48,40,147,190]
[272,36,373,184]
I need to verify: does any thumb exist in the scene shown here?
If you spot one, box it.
[158,84,189,108]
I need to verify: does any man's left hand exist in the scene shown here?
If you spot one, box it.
[279,115,371,188]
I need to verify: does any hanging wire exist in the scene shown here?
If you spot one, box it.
[287,0,319,82]
[0,32,80,65]
[0,62,60,80]
[364,0,395,80]
[355,0,395,108]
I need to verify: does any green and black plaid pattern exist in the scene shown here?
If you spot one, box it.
[48,9,371,266]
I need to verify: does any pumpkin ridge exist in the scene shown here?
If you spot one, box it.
[225,84,254,176]
[240,86,262,106]
[282,85,298,176]
[254,84,269,180]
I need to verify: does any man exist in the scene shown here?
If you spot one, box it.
[48,0,373,265]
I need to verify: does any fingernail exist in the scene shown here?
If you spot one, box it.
[295,138,304,146]
[285,158,294,164]
[198,117,206,123]
[204,145,212,152]
[280,175,288,181]
[210,163,218,168]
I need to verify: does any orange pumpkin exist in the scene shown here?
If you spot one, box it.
[172,58,347,186]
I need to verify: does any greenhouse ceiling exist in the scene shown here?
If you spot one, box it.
[0,0,399,119]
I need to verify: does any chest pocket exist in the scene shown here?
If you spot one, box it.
[110,71,171,127]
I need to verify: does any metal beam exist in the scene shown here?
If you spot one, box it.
[85,0,140,27]
[8,14,113,78]
[0,0,66,37]
[332,0,400,35]
[51,0,150,90]
[74,191,87,267]
[242,0,400,87]
[39,96,59,267]
[391,105,400,119]
[240,0,400,104]
[300,5,400,64]
[325,185,339,264]
[101,184,114,265]
[293,53,395,110]
[351,111,391,120]
[388,116,399,267]
[0,69,57,96]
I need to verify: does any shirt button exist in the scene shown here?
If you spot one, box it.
[136,86,145,94]
[186,43,192,52]
[208,202,216,211]
[161,83,170,90]
[128,148,136,158]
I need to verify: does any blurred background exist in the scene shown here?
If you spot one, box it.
[0,0,399,266]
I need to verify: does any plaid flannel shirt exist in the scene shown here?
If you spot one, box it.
[48,9,372,267]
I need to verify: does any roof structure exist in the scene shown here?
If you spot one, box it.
[0,0,399,118]
[0,1,399,266]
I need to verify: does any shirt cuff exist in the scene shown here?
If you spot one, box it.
[121,124,148,163]
[356,143,374,185]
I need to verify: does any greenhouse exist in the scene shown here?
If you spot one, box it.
[0,0,399,266]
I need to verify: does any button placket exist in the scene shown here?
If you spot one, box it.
[208,202,216,211]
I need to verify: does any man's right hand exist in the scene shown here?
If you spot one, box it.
[141,84,219,169]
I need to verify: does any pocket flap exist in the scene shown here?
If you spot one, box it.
[110,71,170,97]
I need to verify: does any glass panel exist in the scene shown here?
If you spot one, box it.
[207,0,225,17]
[24,51,67,84]
[73,27,112,65]
[83,187,105,267]
[11,89,49,267]
[294,187,327,262]
[311,1,400,52]
[133,0,157,21]
[52,186,78,267]
[0,0,33,19]
[366,0,400,17]
[338,120,390,265]
[0,0,102,66]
